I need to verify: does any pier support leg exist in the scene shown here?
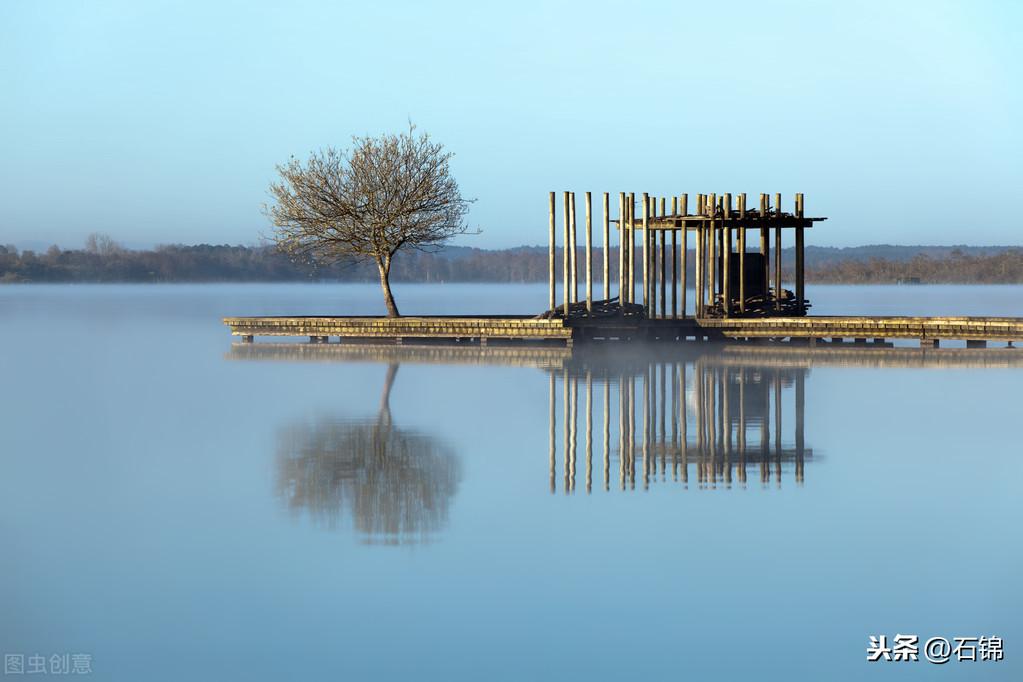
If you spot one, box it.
[548,192,556,313]
[920,338,939,348]
[681,194,688,319]
[563,192,570,316]
[774,193,782,312]
[795,193,805,315]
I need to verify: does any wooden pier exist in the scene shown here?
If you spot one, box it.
[224,190,1023,349]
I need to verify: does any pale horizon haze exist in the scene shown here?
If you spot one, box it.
[2,0,1021,250]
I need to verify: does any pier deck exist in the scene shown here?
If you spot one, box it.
[224,314,1023,347]
[223,315,575,345]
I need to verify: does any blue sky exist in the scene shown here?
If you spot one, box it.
[2,0,1021,249]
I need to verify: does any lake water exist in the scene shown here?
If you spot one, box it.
[1,283,1021,680]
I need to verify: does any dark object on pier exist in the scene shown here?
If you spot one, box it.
[536,297,645,320]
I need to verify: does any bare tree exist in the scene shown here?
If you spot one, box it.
[266,126,475,316]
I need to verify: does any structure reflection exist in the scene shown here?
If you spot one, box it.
[547,354,810,492]
[275,364,461,544]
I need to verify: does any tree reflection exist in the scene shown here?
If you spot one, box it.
[276,364,461,544]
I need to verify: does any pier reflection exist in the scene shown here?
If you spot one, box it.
[546,354,810,492]
[275,364,461,544]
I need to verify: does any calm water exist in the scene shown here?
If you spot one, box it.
[2,283,1022,681]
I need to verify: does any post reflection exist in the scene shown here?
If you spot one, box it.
[275,364,461,544]
[546,356,811,492]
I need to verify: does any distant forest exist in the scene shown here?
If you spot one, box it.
[3,236,1023,284]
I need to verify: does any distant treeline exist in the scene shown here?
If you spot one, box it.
[3,237,1023,284]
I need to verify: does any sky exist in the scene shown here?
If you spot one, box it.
[1,0,1021,250]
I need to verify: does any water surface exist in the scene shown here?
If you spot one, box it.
[1,284,1021,680]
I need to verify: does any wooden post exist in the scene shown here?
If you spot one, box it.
[671,196,678,319]
[569,192,577,304]
[585,191,592,314]
[563,192,570,316]
[795,193,805,315]
[659,196,667,319]
[723,193,732,318]
[618,192,625,303]
[709,193,717,314]
[695,195,703,317]
[548,191,556,313]
[774,192,782,312]
[628,192,636,304]
[603,192,610,301]
[760,193,769,304]
[739,193,746,314]
[681,193,688,319]
[642,193,650,313]
[648,196,656,316]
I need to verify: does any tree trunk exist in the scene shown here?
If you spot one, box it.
[377,257,400,317]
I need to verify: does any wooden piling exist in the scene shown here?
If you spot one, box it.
[671,196,678,319]
[585,191,592,314]
[759,193,769,302]
[569,192,577,304]
[709,193,717,314]
[562,192,570,316]
[738,193,746,314]
[642,193,650,313]
[659,197,667,319]
[602,192,610,301]
[618,192,626,302]
[774,192,782,312]
[695,195,704,317]
[548,192,556,313]
[795,193,805,314]
[723,193,732,318]
[680,193,688,319]
[628,192,636,304]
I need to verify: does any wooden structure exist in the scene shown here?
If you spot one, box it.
[223,315,574,346]
[546,190,825,319]
[224,313,1023,348]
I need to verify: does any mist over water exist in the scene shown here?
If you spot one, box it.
[1,284,1021,680]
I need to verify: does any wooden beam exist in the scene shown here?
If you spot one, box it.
[660,196,667,319]
[642,193,650,313]
[618,192,625,303]
[569,192,577,304]
[563,192,570,316]
[774,192,782,312]
[723,193,732,318]
[585,191,592,314]
[739,193,746,314]
[709,193,717,314]
[671,196,678,320]
[760,193,769,304]
[680,193,688,319]
[548,191,556,312]
[628,192,636,304]
[695,194,703,317]
[796,193,805,315]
